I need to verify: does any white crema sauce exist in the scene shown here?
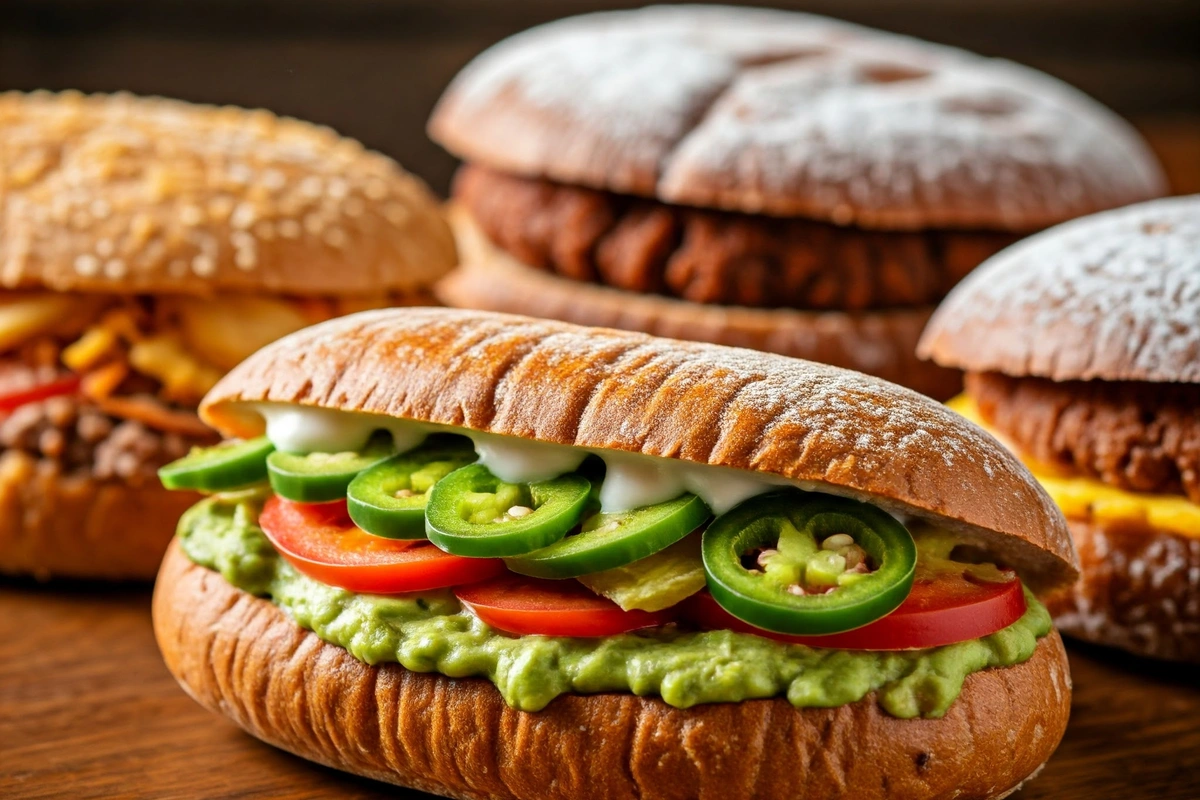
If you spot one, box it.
[253,403,791,514]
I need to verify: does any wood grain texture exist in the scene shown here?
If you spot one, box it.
[2,577,1200,799]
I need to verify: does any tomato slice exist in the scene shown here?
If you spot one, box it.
[259,496,505,593]
[455,575,676,637]
[0,374,81,412]
[685,570,1026,650]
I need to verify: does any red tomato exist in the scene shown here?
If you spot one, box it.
[0,374,81,413]
[686,570,1026,651]
[455,575,676,637]
[259,496,505,593]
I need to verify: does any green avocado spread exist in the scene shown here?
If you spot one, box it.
[180,493,1052,718]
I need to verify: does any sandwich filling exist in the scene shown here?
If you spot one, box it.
[162,405,1054,718]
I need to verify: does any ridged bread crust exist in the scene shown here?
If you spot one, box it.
[0,450,199,580]
[154,540,1072,800]
[1049,517,1200,663]
[0,91,457,296]
[428,5,1164,230]
[919,195,1200,383]
[437,205,963,399]
[200,307,1077,591]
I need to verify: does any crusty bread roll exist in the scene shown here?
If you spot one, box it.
[439,205,964,400]
[154,539,1072,800]
[0,91,457,581]
[158,307,1080,797]
[920,195,1200,662]
[428,6,1165,398]
[0,450,200,580]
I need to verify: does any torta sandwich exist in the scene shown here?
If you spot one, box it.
[154,307,1079,799]
[429,5,1165,399]
[920,194,1200,662]
[0,90,455,579]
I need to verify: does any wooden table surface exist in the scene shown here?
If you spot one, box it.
[2,578,1198,800]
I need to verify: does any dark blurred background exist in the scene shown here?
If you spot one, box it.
[2,0,1198,195]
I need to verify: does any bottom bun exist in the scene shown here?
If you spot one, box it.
[154,540,1071,800]
[0,450,199,581]
[1049,517,1200,663]
[436,209,962,400]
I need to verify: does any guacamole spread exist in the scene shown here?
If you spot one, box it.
[179,493,1052,718]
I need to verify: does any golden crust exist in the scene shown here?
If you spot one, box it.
[437,206,963,399]
[429,6,1164,230]
[0,91,457,297]
[153,541,1072,800]
[199,307,1077,592]
[0,450,199,580]
[1049,516,1200,663]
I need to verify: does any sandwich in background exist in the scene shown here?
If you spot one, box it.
[920,194,1199,662]
[0,90,455,580]
[429,5,1166,399]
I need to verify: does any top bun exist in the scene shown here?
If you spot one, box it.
[202,307,1078,592]
[429,5,1164,231]
[919,194,1200,384]
[1,91,456,297]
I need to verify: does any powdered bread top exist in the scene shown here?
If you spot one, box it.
[429,5,1165,231]
[1,91,456,296]
[202,307,1078,591]
[920,195,1200,384]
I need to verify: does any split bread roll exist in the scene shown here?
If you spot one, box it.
[155,308,1080,798]
[0,91,456,580]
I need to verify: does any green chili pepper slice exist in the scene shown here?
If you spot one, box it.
[505,493,712,579]
[266,432,397,503]
[425,463,591,557]
[346,435,478,539]
[701,490,916,635]
[158,436,274,492]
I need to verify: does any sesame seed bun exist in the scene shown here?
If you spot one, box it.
[1,90,456,296]
[918,195,1200,384]
[429,5,1164,231]
[200,307,1079,593]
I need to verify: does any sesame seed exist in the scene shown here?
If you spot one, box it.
[74,254,101,276]
[95,238,115,257]
[303,213,325,235]
[299,175,323,198]
[208,196,234,221]
[230,230,255,249]
[90,199,112,219]
[234,249,257,270]
[230,203,257,229]
[103,258,127,278]
[328,178,349,199]
[278,219,301,239]
[191,254,216,276]
[227,163,253,184]
[180,205,204,226]
[262,169,287,191]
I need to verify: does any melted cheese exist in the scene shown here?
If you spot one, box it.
[949,395,1200,538]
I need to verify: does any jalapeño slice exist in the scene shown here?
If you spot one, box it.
[505,493,712,579]
[701,490,916,635]
[267,432,397,503]
[158,436,274,492]
[425,463,591,557]
[347,435,478,539]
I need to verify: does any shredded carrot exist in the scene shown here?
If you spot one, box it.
[80,361,129,401]
[95,395,215,439]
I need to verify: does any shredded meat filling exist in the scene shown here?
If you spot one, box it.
[453,164,1019,311]
[968,372,1200,503]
